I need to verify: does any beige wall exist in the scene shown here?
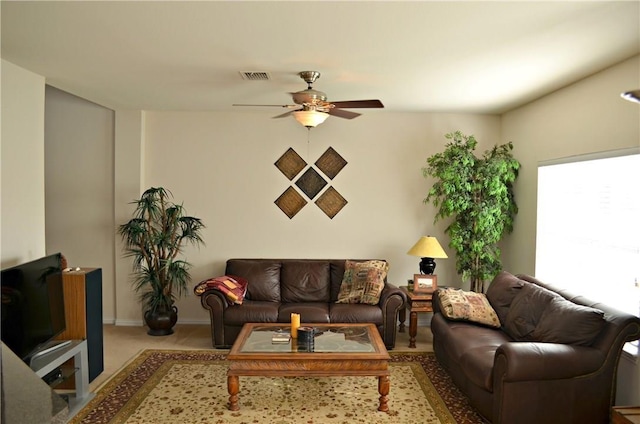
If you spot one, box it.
[0,60,46,266]
[114,110,146,325]
[500,55,640,275]
[135,111,500,324]
[44,86,116,321]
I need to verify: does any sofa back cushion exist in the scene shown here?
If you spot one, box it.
[226,259,282,302]
[330,260,348,302]
[503,282,558,340]
[531,296,605,346]
[485,271,526,324]
[280,260,330,303]
[502,280,605,345]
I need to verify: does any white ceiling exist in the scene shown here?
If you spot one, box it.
[2,1,639,115]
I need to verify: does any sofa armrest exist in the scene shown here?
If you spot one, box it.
[200,289,230,347]
[378,283,407,349]
[493,341,609,423]
[379,283,407,308]
[494,342,605,382]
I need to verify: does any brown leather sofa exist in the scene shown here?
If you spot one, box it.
[199,259,407,349]
[431,271,640,424]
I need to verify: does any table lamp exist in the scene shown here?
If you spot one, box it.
[407,236,448,274]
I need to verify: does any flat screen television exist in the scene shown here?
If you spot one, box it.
[1,252,67,364]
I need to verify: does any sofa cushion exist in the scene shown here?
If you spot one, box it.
[503,282,558,340]
[336,260,389,305]
[486,271,526,324]
[280,260,330,303]
[438,288,501,328]
[226,259,282,302]
[330,303,383,325]
[461,345,499,391]
[223,300,280,325]
[531,297,605,346]
[278,303,330,323]
[431,312,508,366]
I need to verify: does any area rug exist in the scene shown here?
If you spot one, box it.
[69,350,487,424]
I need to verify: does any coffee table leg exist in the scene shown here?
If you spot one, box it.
[227,375,239,411]
[409,310,418,348]
[378,375,390,412]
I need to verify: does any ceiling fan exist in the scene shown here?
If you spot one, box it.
[233,71,384,128]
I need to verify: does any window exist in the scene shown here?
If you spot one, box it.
[535,150,640,317]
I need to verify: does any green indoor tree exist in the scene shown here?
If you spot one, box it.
[119,187,205,335]
[423,131,520,292]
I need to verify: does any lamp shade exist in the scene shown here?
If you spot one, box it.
[292,110,329,128]
[407,236,448,259]
[407,236,448,274]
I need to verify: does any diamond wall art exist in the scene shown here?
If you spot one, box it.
[274,147,348,219]
[295,168,327,200]
[315,186,348,219]
[315,147,347,180]
[274,186,307,219]
[275,147,307,181]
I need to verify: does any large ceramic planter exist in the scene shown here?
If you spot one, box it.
[144,305,178,336]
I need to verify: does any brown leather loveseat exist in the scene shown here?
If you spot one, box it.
[199,259,407,349]
[431,271,640,424]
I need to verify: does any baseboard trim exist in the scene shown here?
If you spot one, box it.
[112,319,210,326]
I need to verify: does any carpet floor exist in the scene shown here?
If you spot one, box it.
[70,350,487,424]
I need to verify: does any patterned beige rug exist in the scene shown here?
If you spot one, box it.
[70,350,487,424]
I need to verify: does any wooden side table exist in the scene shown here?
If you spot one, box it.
[398,286,433,348]
[612,406,640,424]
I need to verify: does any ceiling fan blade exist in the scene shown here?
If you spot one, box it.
[329,108,361,119]
[330,100,384,109]
[233,104,299,108]
[272,110,297,119]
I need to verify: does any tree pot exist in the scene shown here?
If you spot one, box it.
[144,305,178,336]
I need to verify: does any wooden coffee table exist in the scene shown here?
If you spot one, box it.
[227,322,391,412]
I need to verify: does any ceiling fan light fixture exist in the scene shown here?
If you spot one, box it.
[292,110,329,128]
[621,90,640,103]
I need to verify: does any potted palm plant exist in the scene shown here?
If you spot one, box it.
[118,187,205,335]
[422,131,520,293]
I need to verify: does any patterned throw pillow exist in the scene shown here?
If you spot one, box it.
[438,287,501,328]
[336,260,389,305]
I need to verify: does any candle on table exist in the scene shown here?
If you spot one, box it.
[291,313,300,338]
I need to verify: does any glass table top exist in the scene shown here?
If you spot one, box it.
[238,324,376,353]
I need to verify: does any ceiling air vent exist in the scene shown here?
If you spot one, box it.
[240,71,271,81]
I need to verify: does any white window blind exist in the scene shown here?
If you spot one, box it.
[535,150,640,316]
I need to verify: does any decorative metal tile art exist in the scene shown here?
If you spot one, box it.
[274,186,307,219]
[315,187,348,219]
[295,167,327,200]
[274,147,348,219]
[315,147,347,180]
[275,147,307,181]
